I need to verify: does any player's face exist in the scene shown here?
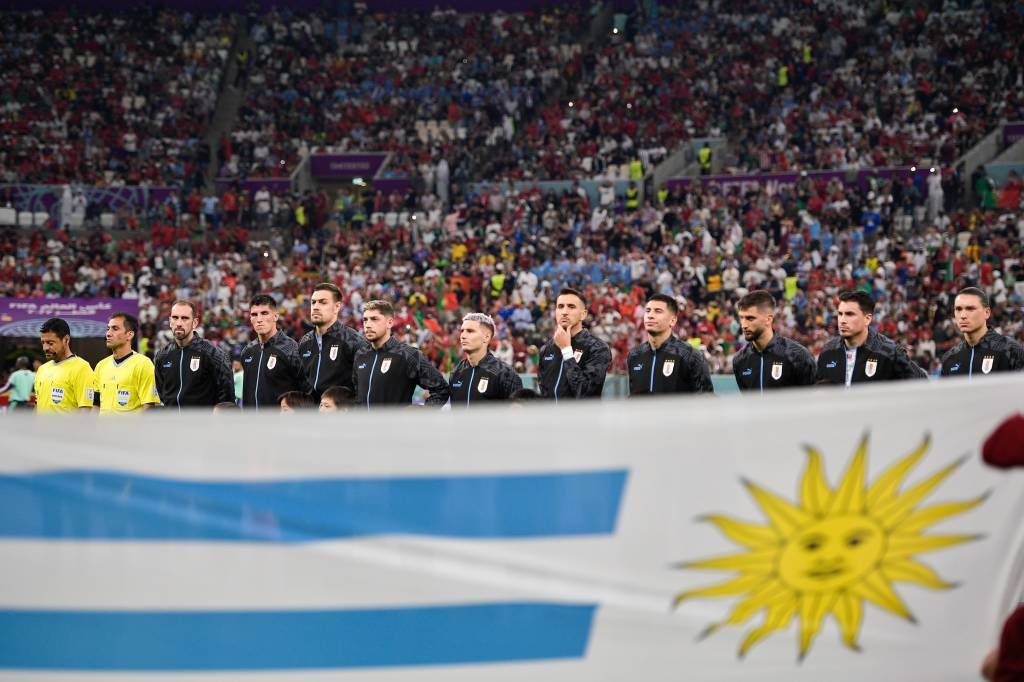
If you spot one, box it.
[169,304,198,341]
[319,396,338,412]
[738,306,773,342]
[40,331,68,361]
[460,320,492,354]
[105,317,134,350]
[554,294,587,330]
[953,294,989,335]
[362,310,393,341]
[644,301,677,336]
[249,305,279,337]
[280,401,295,414]
[310,290,341,327]
[836,301,870,340]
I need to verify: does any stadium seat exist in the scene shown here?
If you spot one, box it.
[0,207,16,226]
[32,212,49,227]
[384,212,398,227]
[17,212,32,227]
[100,213,115,229]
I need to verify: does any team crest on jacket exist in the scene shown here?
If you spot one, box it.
[190,356,200,372]
[662,359,675,377]
[981,356,994,374]
[477,377,489,393]
[864,358,877,377]
[267,355,277,370]
[380,357,392,374]
[771,361,783,380]
[573,349,584,363]
[329,345,339,361]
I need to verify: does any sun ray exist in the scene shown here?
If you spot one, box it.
[698,514,779,549]
[800,446,832,518]
[849,570,914,622]
[738,600,797,659]
[885,532,980,559]
[874,457,967,528]
[866,433,931,508]
[675,548,777,573]
[881,558,955,589]
[741,478,812,535]
[832,590,863,651]
[700,581,792,638]
[673,574,768,608]
[895,495,988,534]
[798,592,839,660]
[828,433,868,515]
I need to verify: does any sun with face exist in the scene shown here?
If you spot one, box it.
[673,434,985,660]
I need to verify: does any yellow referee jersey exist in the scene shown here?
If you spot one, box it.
[34,355,94,413]
[93,352,160,414]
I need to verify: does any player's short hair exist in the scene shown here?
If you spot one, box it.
[737,290,776,312]
[956,287,989,307]
[556,287,587,308]
[279,391,315,409]
[171,300,199,318]
[646,293,679,315]
[363,300,394,317]
[313,282,343,303]
[510,388,540,401]
[40,317,71,338]
[111,312,139,336]
[249,294,277,310]
[837,290,876,315]
[321,385,356,406]
[462,312,496,336]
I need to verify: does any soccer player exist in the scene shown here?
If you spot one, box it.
[816,291,927,385]
[732,290,816,392]
[449,313,522,407]
[297,282,369,402]
[352,300,450,407]
[941,287,1024,378]
[93,312,160,413]
[0,356,35,410]
[626,293,713,395]
[240,294,307,410]
[154,300,234,409]
[33,318,94,413]
[319,385,356,412]
[537,288,612,400]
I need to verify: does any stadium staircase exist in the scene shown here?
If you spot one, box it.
[201,16,255,192]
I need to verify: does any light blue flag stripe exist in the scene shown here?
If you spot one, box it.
[0,469,628,541]
[0,603,597,670]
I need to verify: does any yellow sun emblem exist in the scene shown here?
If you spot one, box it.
[673,433,986,660]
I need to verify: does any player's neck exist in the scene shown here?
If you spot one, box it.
[648,330,671,349]
[315,318,337,336]
[111,347,133,362]
[843,330,869,349]
[55,350,73,363]
[257,330,276,345]
[569,323,584,337]
[175,332,195,348]
[371,332,391,350]
[753,328,775,352]
[466,347,487,366]
[964,326,987,347]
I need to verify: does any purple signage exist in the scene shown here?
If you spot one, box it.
[1004,122,1024,147]
[666,170,848,195]
[215,178,293,195]
[310,153,390,179]
[0,298,139,338]
[0,184,177,220]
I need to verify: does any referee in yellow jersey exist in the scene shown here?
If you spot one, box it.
[34,318,94,413]
[93,312,160,413]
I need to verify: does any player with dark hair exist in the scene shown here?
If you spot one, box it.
[941,287,1024,378]
[352,300,450,408]
[448,312,522,407]
[34,318,95,413]
[240,294,307,410]
[298,282,369,402]
[627,294,713,395]
[537,288,611,400]
[93,312,160,413]
[279,391,316,412]
[319,385,356,412]
[154,300,235,409]
[732,290,816,392]
[816,291,927,385]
